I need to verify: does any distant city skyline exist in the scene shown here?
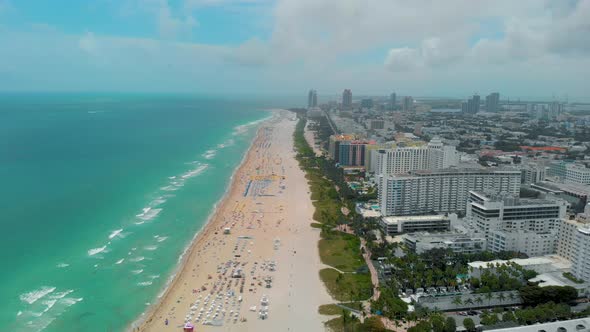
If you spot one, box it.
[0,1,589,99]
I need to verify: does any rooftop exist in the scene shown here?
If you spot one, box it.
[490,317,590,332]
[468,255,571,270]
[530,271,588,289]
[470,190,566,207]
[387,168,522,178]
[382,215,448,225]
[403,232,484,243]
[534,181,590,196]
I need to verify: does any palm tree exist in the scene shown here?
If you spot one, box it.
[507,292,515,301]
[475,296,484,306]
[465,298,474,305]
[485,291,494,306]
[497,292,506,303]
[452,296,463,307]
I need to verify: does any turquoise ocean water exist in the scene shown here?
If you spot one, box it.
[0,94,285,331]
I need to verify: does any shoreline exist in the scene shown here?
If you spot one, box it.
[130,111,279,331]
[137,110,331,331]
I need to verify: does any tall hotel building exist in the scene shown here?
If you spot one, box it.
[374,137,459,176]
[467,191,567,256]
[328,134,374,167]
[572,227,590,282]
[378,169,521,216]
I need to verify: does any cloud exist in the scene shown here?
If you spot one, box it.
[157,0,197,39]
[1,0,590,98]
[122,0,198,39]
[381,0,590,71]
[222,38,271,66]
[384,48,420,71]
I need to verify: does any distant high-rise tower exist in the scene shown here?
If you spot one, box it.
[403,96,413,112]
[485,92,500,113]
[390,92,397,110]
[342,89,352,110]
[307,89,318,108]
[464,94,480,114]
[471,94,480,113]
[461,101,468,113]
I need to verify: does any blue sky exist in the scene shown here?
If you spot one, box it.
[0,0,589,99]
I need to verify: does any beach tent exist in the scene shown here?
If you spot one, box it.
[183,322,194,332]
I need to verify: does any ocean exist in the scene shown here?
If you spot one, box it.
[0,94,282,331]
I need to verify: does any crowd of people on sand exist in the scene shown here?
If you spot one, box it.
[152,117,299,330]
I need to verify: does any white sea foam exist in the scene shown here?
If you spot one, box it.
[217,138,235,148]
[232,117,269,136]
[168,176,176,179]
[137,208,162,221]
[131,269,144,275]
[16,289,83,331]
[154,235,168,243]
[148,274,160,279]
[202,149,217,159]
[49,290,74,300]
[88,246,107,256]
[20,287,56,304]
[108,228,123,240]
[41,300,57,314]
[56,263,69,268]
[160,185,179,191]
[115,258,125,265]
[137,281,152,287]
[62,297,83,306]
[150,198,167,206]
[180,164,208,179]
[144,245,158,251]
[130,256,145,262]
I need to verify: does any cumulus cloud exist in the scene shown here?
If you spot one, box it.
[2,0,590,97]
[384,0,590,70]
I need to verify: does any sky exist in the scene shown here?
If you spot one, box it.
[0,0,589,99]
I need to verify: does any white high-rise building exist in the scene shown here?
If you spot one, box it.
[467,191,567,256]
[572,227,590,282]
[557,205,590,261]
[565,164,590,185]
[374,137,459,176]
[467,191,567,238]
[378,169,521,216]
[488,230,556,257]
[557,218,589,261]
[520,164,546,184]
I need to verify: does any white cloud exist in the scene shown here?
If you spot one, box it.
[122,0,198,39]
[157,1,197,39]
[2,0,590,98]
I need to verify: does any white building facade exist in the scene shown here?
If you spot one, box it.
[374,137,459,176]
[378,169,521,216]
[572,227,590,282]
[467,191,567,256]
[488,230,556,257]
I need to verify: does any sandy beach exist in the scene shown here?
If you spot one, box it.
[136,110,332,332]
